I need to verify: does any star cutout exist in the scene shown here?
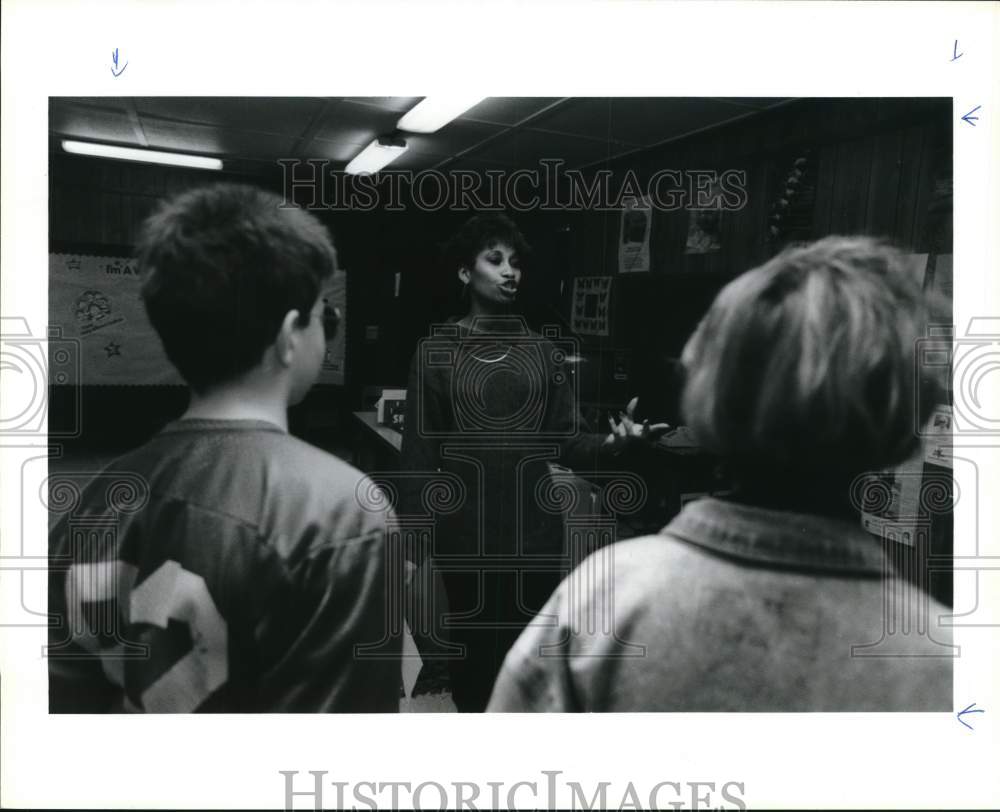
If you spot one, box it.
[104,340,122,358]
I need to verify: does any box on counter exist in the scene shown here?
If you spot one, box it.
[376,388,407,431]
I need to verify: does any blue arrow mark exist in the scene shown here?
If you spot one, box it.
[961,106,981,126]
[111,47,128,77]
[957,702,984,730]
[951,40,963,61]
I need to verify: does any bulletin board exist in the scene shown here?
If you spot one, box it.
[49,253,347,386]
[49,253,181,385]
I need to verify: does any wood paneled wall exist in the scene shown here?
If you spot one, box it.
[49,153,280,250]
[552,98,952,405]
[47,98,952,433]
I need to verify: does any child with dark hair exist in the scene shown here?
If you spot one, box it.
[48,183,401,713]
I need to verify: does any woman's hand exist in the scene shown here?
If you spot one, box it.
[604,397,672,454]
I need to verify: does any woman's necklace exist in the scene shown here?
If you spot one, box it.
[458,320,513,364]
[469,344,512,363]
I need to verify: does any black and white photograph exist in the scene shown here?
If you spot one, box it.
[42,93,958,717]
[2,2,999,810]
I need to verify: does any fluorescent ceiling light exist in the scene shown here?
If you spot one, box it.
[61,140,223,170]
[397,97,487,133]
[345,136,408,175]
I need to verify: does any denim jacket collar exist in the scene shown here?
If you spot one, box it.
[664,496,886,575]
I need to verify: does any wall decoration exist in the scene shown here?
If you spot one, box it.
[50,254,348,386]
[926,254,953,300]
[684,181,723,255]
[571,276,612,336]
[923,405,952,468]
[49,253,181,385]
[618,196,652,273]
[767,151,817,249]
[317,269,347,385]
[859,454,926,547]
[613,349,630,382]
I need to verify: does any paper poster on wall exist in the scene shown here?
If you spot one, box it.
[49,253,182,385]
[571,276,612,336]
[685,201,723,254]
[908,253,929,287]
[619,196,652,273]
[929,254,953,300]
[923,404,953,468]
[859,453,926,547]
[613,349,630,382]
[317,269,347,385]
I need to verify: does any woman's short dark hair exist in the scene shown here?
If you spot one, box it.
[444,212,532,272]
[137,182,337,393]
[680,236,945,483]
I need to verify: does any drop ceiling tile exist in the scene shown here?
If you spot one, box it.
[460,97,567,126]
[445,157,525,175]
[52,96,132,111]
[389,149,448,171]
[49,101,142,145]
[710,97,794,110]
[132,97,327,136]
[141,118,297,159]
[404,119,507,159]
[472,128,621,170]
[533,97,761,148]
[344,97,423,112]
[303,138,369,163]
[312,100,402,146]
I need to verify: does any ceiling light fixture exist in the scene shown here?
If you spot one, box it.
[396,97,486,133]
[61,140,223,170]
[344,135,408,175]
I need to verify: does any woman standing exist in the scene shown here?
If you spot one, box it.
[400,213,665,711]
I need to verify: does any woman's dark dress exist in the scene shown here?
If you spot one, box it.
[400,316,610,710]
